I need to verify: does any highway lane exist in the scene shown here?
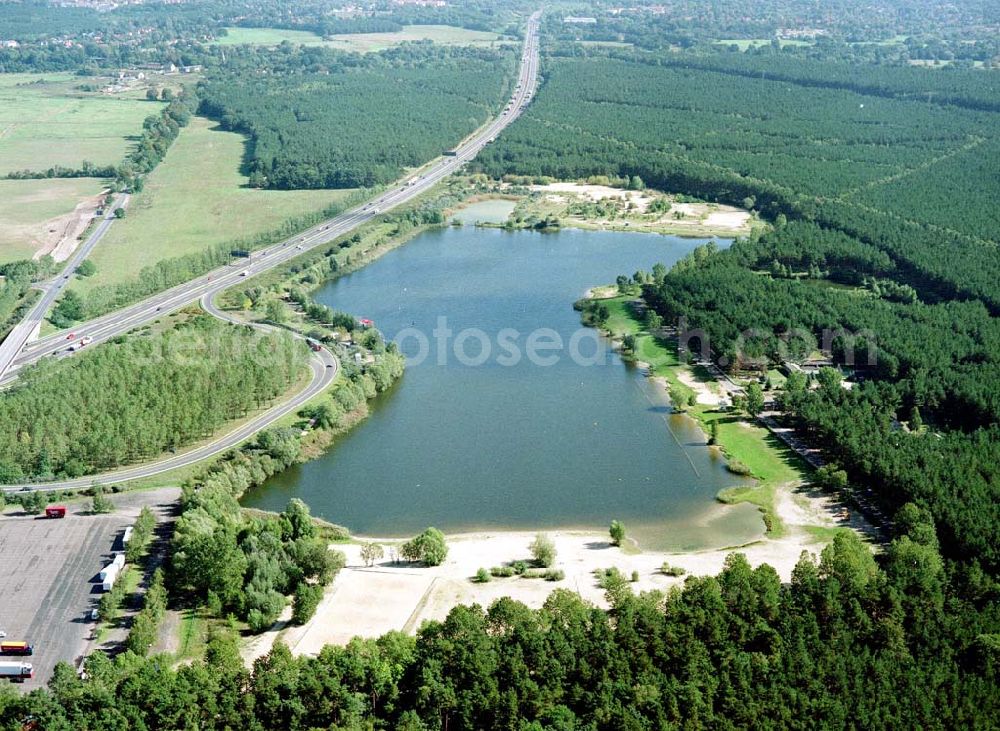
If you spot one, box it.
[0,194,128,381]
[0,11,541,491]
[2,11,540,385]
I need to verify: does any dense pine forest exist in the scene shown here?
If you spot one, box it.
[197,44,517,189]
[473,48,1000,555]
[0,315,307,482]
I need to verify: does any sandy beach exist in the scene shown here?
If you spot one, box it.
[243,479,865,663]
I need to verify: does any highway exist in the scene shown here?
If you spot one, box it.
[0,11,540,386]
[0,11,542,492]
[0,194,128,381]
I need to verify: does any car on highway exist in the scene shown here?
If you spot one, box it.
[240,270,250,277]
[296,244,304,250]
[66,333,75,340]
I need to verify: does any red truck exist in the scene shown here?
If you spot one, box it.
[0,642,33,656]
[45,505,66,519]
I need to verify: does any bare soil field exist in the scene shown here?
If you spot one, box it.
[0,178,105,264]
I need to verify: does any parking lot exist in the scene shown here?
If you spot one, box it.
[0,487,178,688]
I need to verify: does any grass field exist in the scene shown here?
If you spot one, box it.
[0,73,161,175]
[0,178,105,264]
[216,24,504,52]
[72,116,357,291]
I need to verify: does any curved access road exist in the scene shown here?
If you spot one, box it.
[0,10,541,387]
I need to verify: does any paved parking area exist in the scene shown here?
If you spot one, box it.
[0,488,178,688]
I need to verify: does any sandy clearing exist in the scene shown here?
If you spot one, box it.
[704,210,751,229]
[33,192,104,262]
[261,480,863,662]
[532,183,655,212]
[675,371,722,406]
[528,183,752,232]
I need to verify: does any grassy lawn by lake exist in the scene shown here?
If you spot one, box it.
[216,25,505,52]
[593,291,810,536]
[0,73,160,175]
[71,116,358,293]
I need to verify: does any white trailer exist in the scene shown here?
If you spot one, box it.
[0,662,32,682]
[102,565,119,591]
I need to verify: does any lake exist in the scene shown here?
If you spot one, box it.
[242,223,763,550]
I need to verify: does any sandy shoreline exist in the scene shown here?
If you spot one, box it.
[243,480,858,663]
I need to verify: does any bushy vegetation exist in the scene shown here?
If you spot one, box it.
[400,527,448,566]
[124,569,167,656]
[0,315,308,482]
[199,44,516,189]
[171,463,345,632]
[125,506,157,563]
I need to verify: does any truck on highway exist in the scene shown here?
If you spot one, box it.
[45,505,66,518]
[0,642,33,656]
[67,336,93,353]
[0,662,33,683]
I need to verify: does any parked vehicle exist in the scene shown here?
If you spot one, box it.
[45,505,66,518]
[0,662,32,683]
[0,641,33,656]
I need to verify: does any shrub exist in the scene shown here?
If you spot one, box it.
[400,527,448,566]
[661,563,687,577]
[609,520,626,546]
[92,487,114,514]
[726,460,753,476]
[360,542,385,567]
[529,533,556,568]
[631,570,640,582]
[292,583,324,625]
[544,569,565,582]
[511,560,530,575]
[473,568,491,583]
[490,566,515,577]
